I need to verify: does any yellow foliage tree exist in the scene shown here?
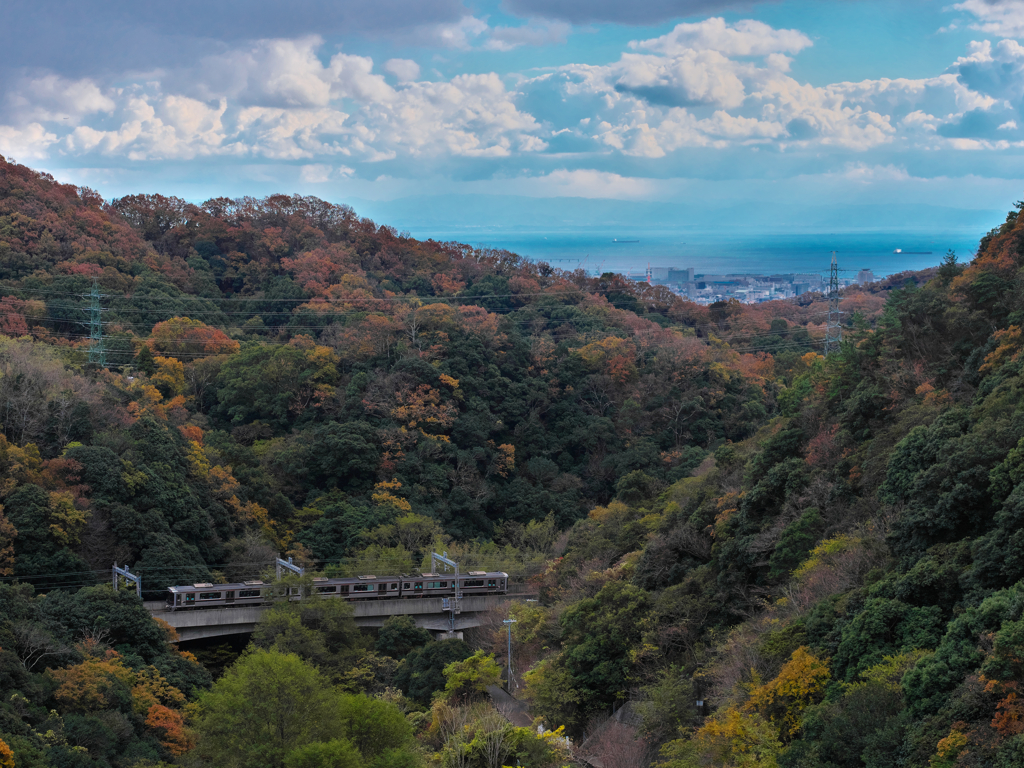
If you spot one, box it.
[46,491,88,548]
[152,356,186,398]
[492,443,515,478]
[743,646,830,740]
[0,738,13,768]
[131,665,186,714]
[660,707,782,768]
[371,478,412,513]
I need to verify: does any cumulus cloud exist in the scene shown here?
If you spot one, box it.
[416,16,489,50]
[523,15,1018,158]
[384,59,421,83]
[0,122,58,160]
[6,14,1024,174]
[632,17,812,57]
[63,94,235,160]
[183,37,395,108]
[612,50,748,109]
[5,75,115,125]
[953,0,1024,38]
[509,168,661,198]
[299,164,333,182]
[30,36,546,164]
[952,39,1024,104]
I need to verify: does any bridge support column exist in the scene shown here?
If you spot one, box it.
[430,630,463,641]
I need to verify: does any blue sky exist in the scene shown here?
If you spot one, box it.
[3,0,1024,231]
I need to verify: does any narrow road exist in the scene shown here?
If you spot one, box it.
[486,685,534,728]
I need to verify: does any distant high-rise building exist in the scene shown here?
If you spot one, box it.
[686,267,695,282]
[857,268,876,285]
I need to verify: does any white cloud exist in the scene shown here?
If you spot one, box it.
[611,50,748,109]
[509,169,660,198]
[418,16,489,50]
[235,107,350,159]
[299,163,333,182]
[841,163,911,183]
[486,19,572,51]
[697,110,785,139]
[952,39,1024,104]
[533,23,1019,158]
[632,17,812,57]
[6,75,115,125]
[954,0,1024,38]
[0,123,58,159]
[384,59,421,83]
[63,94,236,160]
[185,37,394,109]
[7,18,1024,171]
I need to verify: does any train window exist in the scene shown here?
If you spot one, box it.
[238,589,261,598]
[315,586,337,593]
[464,579,484,587]
[403,583,411,589]
[353,584,372,592]
[199,592,222,600]
[390,583,398,590]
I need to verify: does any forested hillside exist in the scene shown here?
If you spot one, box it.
[3,153,1022,768]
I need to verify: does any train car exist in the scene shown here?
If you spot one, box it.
[166,580,270,611]
[396,571,508,598]
[309,575,401,600]
[165,570,510,610]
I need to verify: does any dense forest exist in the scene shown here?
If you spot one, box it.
[1,152,1022,768]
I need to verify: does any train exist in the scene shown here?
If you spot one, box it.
[164,571,509,611]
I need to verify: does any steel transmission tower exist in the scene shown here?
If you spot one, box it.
[824,251,843,355]
[82,281,107,366]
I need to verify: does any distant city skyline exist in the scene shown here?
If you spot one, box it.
[2,0,1024,232]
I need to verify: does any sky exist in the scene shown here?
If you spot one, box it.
[4,0,1024,234]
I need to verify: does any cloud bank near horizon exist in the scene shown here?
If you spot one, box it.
[1,0,1024,223]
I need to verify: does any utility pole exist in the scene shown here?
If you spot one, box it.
[503,617,517,692]
[82,281,108,366]
[824,251,843,356]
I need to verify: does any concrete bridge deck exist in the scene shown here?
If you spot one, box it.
[146,591,535,642]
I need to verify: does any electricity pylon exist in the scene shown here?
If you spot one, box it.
[82,281,107,366]
[824,251,843,356]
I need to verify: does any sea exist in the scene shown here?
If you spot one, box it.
[406,229,985,279]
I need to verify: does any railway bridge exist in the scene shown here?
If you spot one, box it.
[145,590,534,642]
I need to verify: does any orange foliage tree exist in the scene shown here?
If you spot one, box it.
[149,316,240,359]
